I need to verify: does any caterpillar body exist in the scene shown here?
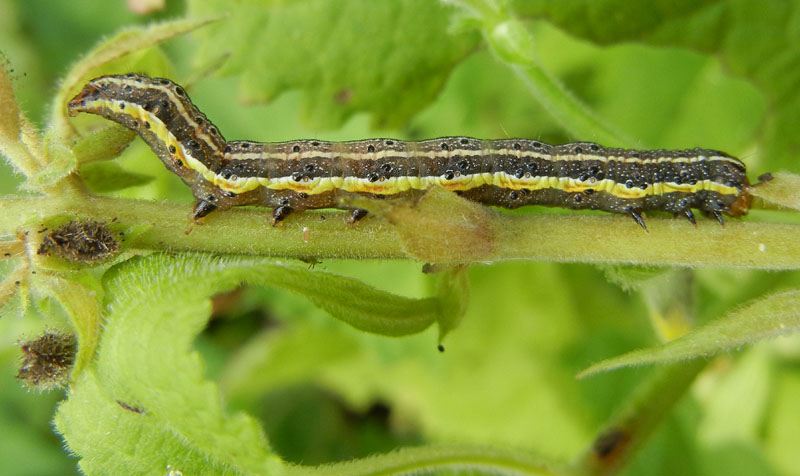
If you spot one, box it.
[68,74,752,229]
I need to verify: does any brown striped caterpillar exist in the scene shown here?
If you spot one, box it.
[68,74,752,229]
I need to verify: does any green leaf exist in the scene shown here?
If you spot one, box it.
[578,289,800,377]
[55,254,282,475]
[511,1,724,44]
[56,368,280,476]
[223,261,639,461]
[32,273,102,377]
[54,252,457,472]
[79,162,153,193]
[71,125,135,165]
[751,172,800,212]
[188,0,479,128]
[432,265,470,343]
[274,262,442,336]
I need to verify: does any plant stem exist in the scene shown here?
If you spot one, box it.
[1,194,798,267]
[571,360,708,476]
[285,443,562,476]
[448,0,632,147]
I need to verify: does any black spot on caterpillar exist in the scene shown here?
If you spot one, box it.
[68,74,753,229]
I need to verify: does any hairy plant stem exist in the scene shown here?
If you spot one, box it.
[448,0,632,147]
[572,360,709,476]
[286,443,562,476]
[1,193,798,267]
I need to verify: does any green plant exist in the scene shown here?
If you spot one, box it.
[2,1,800,475]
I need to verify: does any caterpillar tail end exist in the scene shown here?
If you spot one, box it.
[728,176,754,218]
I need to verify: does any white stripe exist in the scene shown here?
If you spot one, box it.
[226,148,743,167]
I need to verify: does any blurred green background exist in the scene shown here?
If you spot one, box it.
[2,0,800,475]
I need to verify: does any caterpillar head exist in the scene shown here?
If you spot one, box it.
[68,74,227,192]
[68,74,225,149]
[68,74,189,120]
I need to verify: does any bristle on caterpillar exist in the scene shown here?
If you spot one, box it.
[68,74,753,229]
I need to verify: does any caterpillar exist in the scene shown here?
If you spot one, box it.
[68,74,752,230]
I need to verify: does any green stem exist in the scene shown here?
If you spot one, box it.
[0,264,28,309]
[1,194,799,267]
[509,62,631,147]
[450,0,632,147]
[571,360,708,476]
[285,444,562,476]
[0,239,25,257]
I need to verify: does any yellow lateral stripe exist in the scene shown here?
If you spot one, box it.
[99,100,217,182]
[211,171,739,199]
